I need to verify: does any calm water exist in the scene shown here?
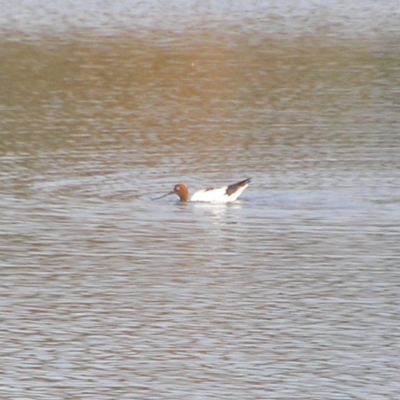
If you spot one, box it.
[1,1,400,399]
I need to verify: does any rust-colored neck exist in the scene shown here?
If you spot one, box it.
[174,184,189,201]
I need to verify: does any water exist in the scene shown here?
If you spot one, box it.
[1,1,400,399]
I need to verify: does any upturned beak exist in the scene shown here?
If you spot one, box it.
[152,191,174,200]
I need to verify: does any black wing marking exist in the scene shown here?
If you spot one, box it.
[226,178,251,196]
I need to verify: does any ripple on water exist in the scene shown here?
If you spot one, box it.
[1,4,400,397]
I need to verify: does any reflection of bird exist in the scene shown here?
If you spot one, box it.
[157,178,251,203]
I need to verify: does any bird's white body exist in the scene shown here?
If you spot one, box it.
[190,184,248,203]
[156,178,251,203]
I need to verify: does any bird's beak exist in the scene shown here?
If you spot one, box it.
[152,191,174,200]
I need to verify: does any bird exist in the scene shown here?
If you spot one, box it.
[155,178,251,203]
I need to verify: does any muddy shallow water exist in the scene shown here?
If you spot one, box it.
[1,1,400,399]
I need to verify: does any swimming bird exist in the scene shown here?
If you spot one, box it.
[155,178,251,203]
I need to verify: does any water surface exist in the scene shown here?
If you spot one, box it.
[1,1,400,399]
